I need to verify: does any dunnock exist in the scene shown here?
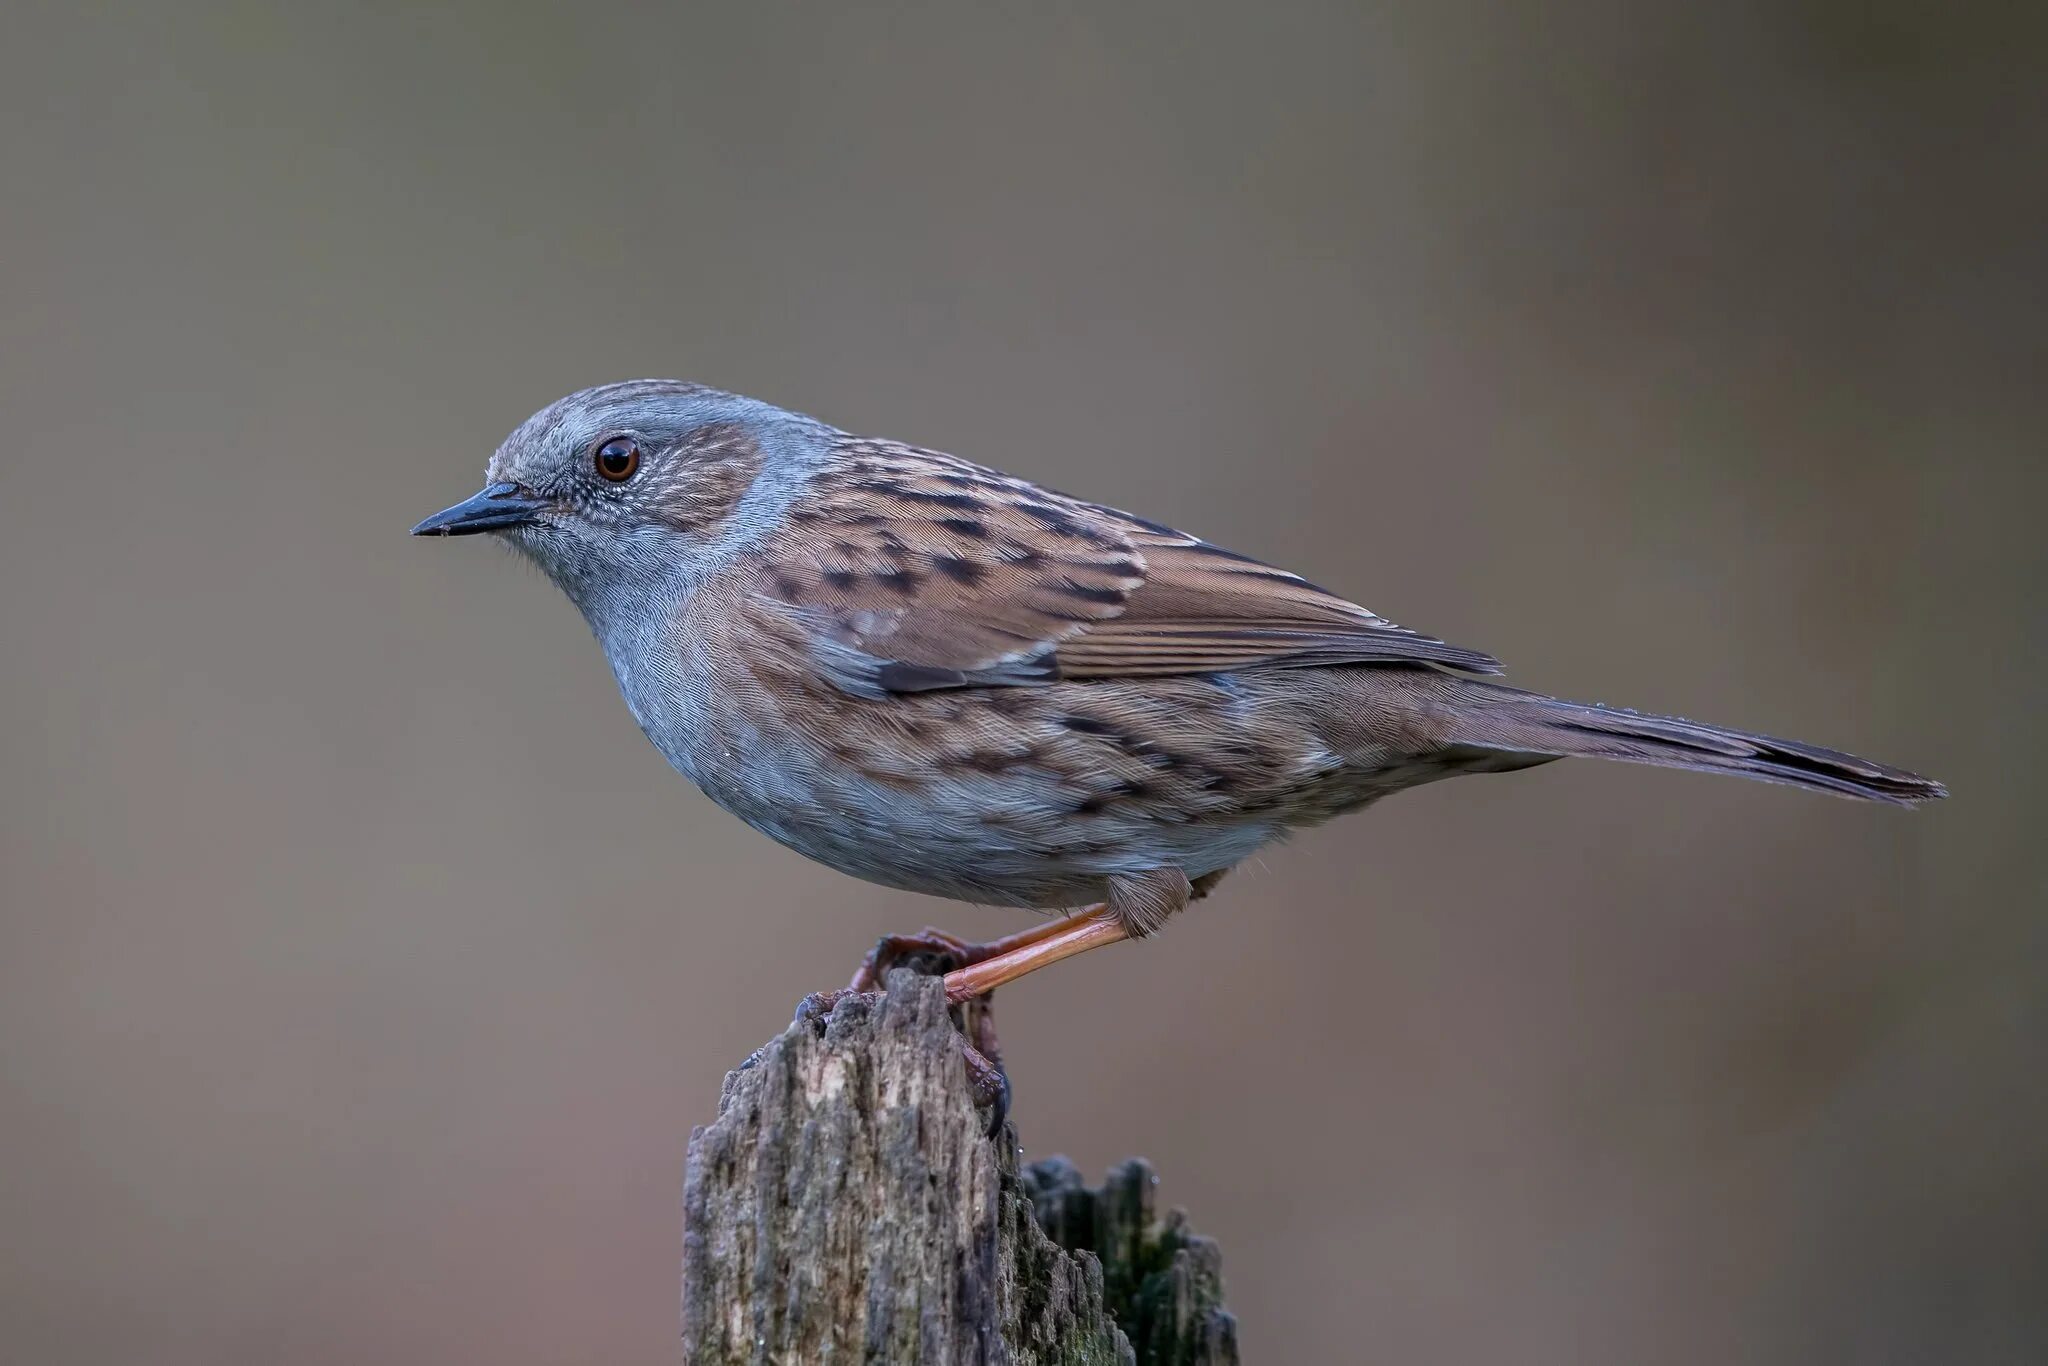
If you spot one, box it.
[414,380,1943,1005]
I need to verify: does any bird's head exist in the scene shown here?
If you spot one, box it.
[413,379,825,620]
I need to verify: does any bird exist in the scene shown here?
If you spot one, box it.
[413,379,1945,1013]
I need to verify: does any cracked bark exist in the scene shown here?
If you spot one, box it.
[681,970,1239,1365]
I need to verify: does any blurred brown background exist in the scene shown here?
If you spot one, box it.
[2,3,2042,1362]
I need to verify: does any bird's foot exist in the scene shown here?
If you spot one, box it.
[961,1037,1010,1136]
[856,927,1013,1132]
[800,929,1013,1138]
[791,985,877,1026]
[847,926,990,990]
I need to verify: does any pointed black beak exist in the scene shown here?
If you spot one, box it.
[411,482,548,536]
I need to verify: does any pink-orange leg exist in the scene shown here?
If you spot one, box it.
[848,912,1112,993]
[801,914,1119,1136]
[847,868,1200,1003]
[940,905,1129,1002]
[805,872,1205,1135]
[801,900,1150,1137]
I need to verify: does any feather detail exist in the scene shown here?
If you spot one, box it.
[1055,520,1503,676]
[745,437,1501,697]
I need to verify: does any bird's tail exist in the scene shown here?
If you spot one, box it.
[1439,682,1946,805]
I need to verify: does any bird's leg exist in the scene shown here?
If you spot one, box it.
[798,924,1032,1018]
[939,908,1127,1001]
[941,868,1190,1003]
[847,915,1083,991]
[823,866,1199,1007]
[801,871,1192,1134]
[847,862,1213,997]
[801,921,1066,1139]
[829,919,1083,1120]
[803,921,1075,1134]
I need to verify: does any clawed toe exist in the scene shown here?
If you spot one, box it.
[961,1040,1011,1137]
[850,926,983,990]
[793,985,878,1028]
[808,907,1132,1134]
[803,935,1015,1137]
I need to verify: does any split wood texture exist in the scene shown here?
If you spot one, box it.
[682,970,1239,1364]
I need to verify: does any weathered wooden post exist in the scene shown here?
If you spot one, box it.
[681,970,1239,1364]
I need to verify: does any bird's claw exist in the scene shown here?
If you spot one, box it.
[792,985,878,1029]
[849,926,984,990]
[800,932,1012,1137]
[963,1040,1011,1137]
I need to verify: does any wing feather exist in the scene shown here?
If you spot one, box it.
[750,438,1501,696]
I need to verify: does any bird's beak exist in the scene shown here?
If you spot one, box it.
[410,482,548,536]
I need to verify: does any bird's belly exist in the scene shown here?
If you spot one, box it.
[651,718,1270,908]
[700,748,1273,908]
[616,651,1310,909]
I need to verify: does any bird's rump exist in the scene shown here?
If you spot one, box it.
[750,438,1502,698]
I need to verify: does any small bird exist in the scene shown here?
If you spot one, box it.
[414,380,1944,1006]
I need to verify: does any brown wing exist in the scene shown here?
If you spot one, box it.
[751,438,1501,697]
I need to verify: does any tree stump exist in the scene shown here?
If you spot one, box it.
[681,969,1239,1364]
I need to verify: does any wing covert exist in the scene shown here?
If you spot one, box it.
[748,439,1501,697]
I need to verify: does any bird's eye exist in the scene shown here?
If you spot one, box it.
[594,437,641,483]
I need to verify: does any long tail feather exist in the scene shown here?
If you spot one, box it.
[1444,684,1947,805]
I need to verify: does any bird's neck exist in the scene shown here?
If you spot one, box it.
[584,579,719,783]
[567,562,694,669]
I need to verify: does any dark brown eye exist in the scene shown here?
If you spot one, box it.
[594,437,641,482]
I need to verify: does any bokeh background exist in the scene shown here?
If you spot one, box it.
[3,4,2042,1362]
